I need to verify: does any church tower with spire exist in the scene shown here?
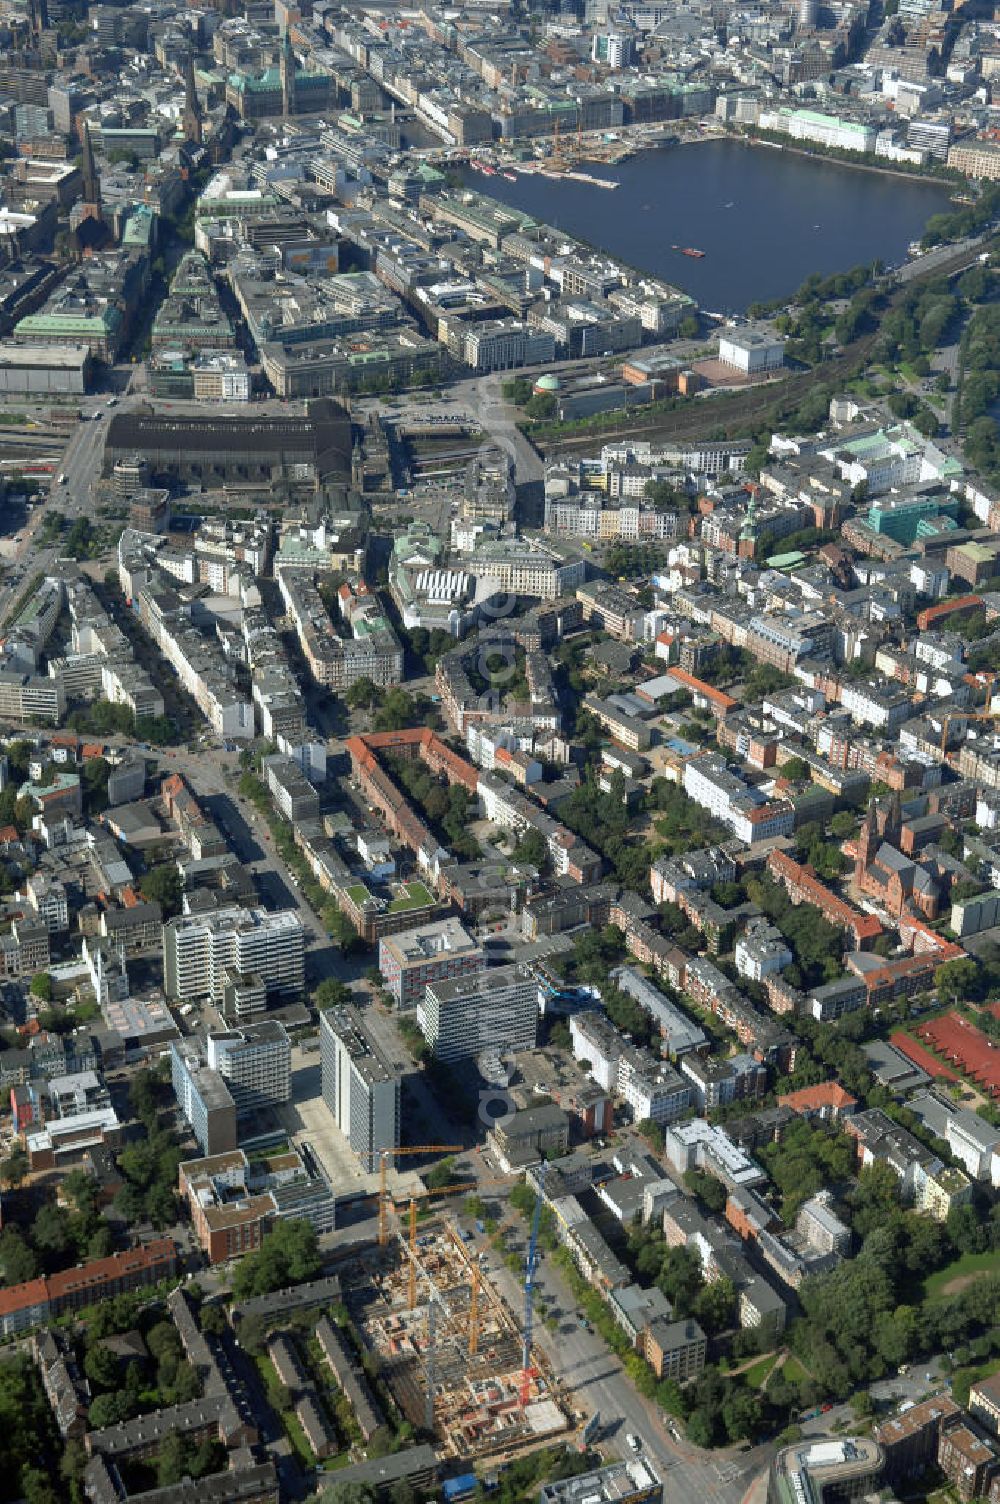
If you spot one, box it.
[80,122,101,209]
[280,30,297,118]
[738,487,759,559]
[182,53,203,145]
[854,797,879,884]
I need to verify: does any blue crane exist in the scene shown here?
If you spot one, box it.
[520,1162,546,1407]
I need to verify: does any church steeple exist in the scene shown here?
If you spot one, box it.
[182,52,203,145]
[80,122,100,208]
[885,789,903,844]
[738,485,759,558]
[280,30,296,118]
[854,796,878,880]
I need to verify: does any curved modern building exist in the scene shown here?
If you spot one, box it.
[767,1438,885,1504]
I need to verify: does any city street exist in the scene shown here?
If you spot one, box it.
[467,1210,774,1504]
[143,744,345,979]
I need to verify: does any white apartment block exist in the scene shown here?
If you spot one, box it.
[466,723,532,771]
[101,659,165,720]
[163,906,305,1003]
[570,1010,622,1092]
[3,574,62,671]
[665,1118,766,1189]
[620,1058,691,1126]
[796,1192,851,1255]
[24,875,69,933]
[945,1110,1000,1182]
[419,963,537,1063]
[683,754,794,845]
[278,569,402,691]
[320,1004,401,1171]
[476,772,600,881]
[570,1008,692,1123]
[129,583,254,740]
[205,1021,291,1115]
[838,680,912,731]
[735,921,792,983]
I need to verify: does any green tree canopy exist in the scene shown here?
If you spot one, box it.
[140,864,184,917]
[319,1485,377,1504]
[935,957,978,1005]
[314,978,351,1010]
[230,1219,321,1300]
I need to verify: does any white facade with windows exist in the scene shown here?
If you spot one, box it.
[419,962,537,1062]
[718,329,785,375]
[163,906,305,1002]
[320,1005,401,1172]
[206,1020,291,1115]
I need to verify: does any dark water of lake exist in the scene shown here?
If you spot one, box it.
[459,138,954,312]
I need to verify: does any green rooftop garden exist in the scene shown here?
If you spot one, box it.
[388,881,434,913]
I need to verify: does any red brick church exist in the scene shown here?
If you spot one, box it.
[853,794,943,922]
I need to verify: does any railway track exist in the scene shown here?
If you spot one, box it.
[532,235,995,459]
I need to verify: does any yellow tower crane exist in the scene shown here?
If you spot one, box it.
[469,1264,480,1356]
[402,1184,481,1311]
[377,1145,462,1246]
[938,705,1000,757]
[408,1198,418,1311]
[396,1176,514,1350]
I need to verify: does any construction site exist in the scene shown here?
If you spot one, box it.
[344,1211,569,1461]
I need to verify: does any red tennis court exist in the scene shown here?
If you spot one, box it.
[916,1012,1000,1096]
[889,1030,959,1083]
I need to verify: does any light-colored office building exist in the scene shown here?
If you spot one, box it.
[418,962,537,1063]
[171,1024,291,1152]
[320,1005,401,1171]
[170,1037,238,1156]
[718,328,785,376]
[163,905,304,1003]
[540,1459,662,1504]
[378,917,484,1008]
[948,138,1000,180]
[206,1021,291,1118]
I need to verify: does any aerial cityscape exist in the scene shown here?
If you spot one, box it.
[0,0,999,1500]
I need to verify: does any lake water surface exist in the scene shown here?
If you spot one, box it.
[459,138,954,311]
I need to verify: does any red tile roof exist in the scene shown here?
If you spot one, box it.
[664,666,737,712]
[916,594,983,631]
[767,849,883,944]
[0,1239,177,1323]
[0,1278,48,1320]
[778,1081,857,1114]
